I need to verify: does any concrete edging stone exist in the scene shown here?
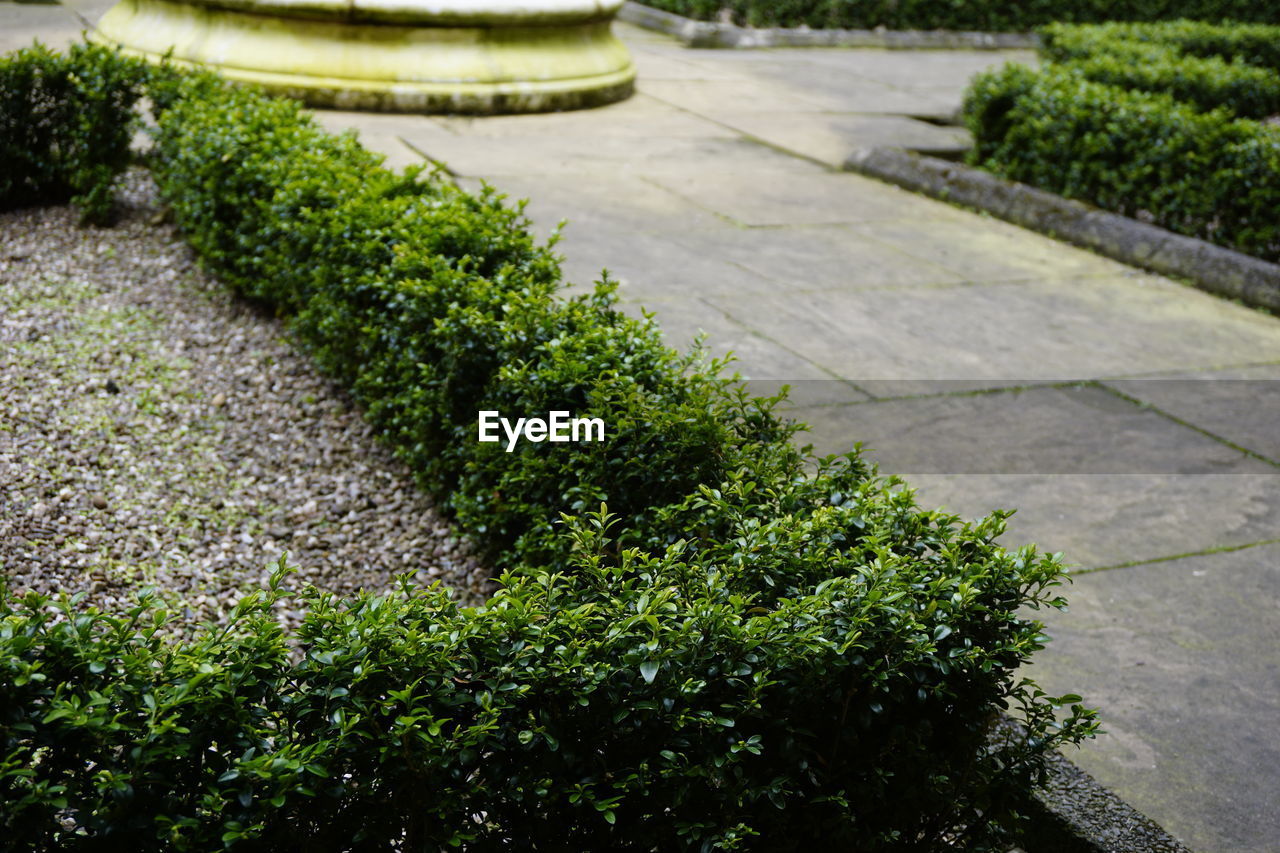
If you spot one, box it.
[845,147,1280,314]
[617,2,1039,49]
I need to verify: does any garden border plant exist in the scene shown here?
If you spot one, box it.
[0,42,147,225]
[962,20,1280,264]
[2,43,1098,850]
[630,0,1280,32]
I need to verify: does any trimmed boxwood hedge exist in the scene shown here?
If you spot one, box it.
[1039,20,1280,70]
[964,23,1280,263]
[0,42,147,224]
[1053,41,1280,118]
[144,70,802,574]
[1,44,1097,850]
[637,0,1280,32]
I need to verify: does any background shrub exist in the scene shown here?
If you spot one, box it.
[638,0,1280,32]
[0,42,146,224]
[1039,20,1280,70]
[1,46,1098,850]
[1057,42,1280,118]
[963,23,1280,262]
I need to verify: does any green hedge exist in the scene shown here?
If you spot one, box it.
[146,70,800,573]
[1035,21,1280,119]
[639,0,1280,31]
[1056,41,1280,118]
[1,46,1097,850]
[3,507,1083,850]
[0,42,146,224]
[1039,20,1280,70]
[964,29,1280,263]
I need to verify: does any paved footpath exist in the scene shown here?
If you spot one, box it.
[8,6,1280,850]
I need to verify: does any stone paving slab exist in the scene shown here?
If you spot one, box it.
[0,0,115,53]
[624,47,747,80]
[661,224,970,293]
[845,215,1136,282]
[399,129,795,180]
[699,111,970,167]
[455,171,722,237]
[790,383,1275,476]
[629,297,860,393]
[667,40,1039,82]
[699,276,1280,392]
[644,168,948,226]
[730,70,960,116]
[434,93,728,139]
[0,1,86,52]
[671,54,968,116]
[1104,371,1280,465]
[313,112,453,172]
[1027,543,1280,852]
[551,221,774,300]
[901,473,1280,572]
[638,76,835,113]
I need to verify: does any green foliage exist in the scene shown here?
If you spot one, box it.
[148,71,800,572]
[1039,20,1280,71]
[639,0,1280,31]
[964,24,1280,262]
[1,45,1099,849]
[3,523,1095,850]
[0,42,147,224]
[1036,21,1280,118]
[1059,42,1280,118]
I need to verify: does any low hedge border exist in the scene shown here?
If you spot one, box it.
[1039,20,1280,71]
[2,43,1099,850]
[844,146,1280,314]
[617,2,1040,49]
[626,0,1279,37]
[0,41,147,224]
[963,60,1280,264]
[1055,40,1280,119]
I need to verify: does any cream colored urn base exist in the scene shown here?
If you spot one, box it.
[91,0,635,113]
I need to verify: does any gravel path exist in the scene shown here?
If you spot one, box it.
[1,169,491,632]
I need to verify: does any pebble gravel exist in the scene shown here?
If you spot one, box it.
[0,169,493,634]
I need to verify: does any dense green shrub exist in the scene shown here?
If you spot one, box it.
[0,42,147,224]
[147,70,800,572]
[2,506,1088,850]
[964,44,1280,261]
[639,0,1280,32]
[1039,20,1280,71]
[1,46,1098,849]
[1034,21,1280,118]
[1059,42,1280,118]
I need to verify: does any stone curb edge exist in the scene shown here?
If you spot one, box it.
[995,716,1192,853]
[845,147,1280,314]
[618,2,1039,49]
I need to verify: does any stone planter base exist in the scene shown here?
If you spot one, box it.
[91,0,636,113]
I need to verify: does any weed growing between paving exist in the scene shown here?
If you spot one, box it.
[1,44,1098,850]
